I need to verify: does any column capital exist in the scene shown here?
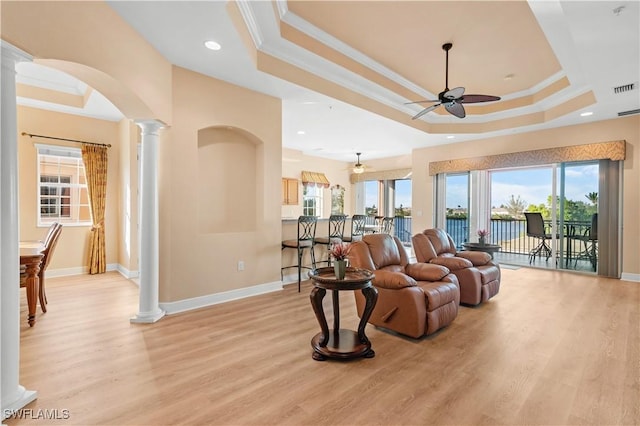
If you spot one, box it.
[135,119,166,137]
[1,40,32,69]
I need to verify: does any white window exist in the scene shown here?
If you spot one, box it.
[303,185,323,217]
[36,144,91,226]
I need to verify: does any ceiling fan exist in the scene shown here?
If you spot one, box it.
[406,43,501,119]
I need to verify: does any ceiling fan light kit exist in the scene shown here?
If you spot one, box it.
[407,43,501,119]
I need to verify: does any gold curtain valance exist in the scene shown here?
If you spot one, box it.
[428,140,626,176]
[301,171,330,188]
[350,168,412,183]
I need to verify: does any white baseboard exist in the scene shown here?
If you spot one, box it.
[1,388,37,421]
[159,280,283,315]
[116,264,139,279]
[46,266,85,277]
[46,263,119,278]
[281,270,314,284]
[621,272,640,282]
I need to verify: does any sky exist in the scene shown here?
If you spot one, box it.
[365,179,412,210]
[449,163,599,209]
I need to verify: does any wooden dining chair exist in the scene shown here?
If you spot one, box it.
[20,222,63,312]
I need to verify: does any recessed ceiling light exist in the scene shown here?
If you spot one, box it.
[504,74,515,81]
[297,130,305,135]
[580,111,594,117]
[446,135,455,139]
[204,40,222,51]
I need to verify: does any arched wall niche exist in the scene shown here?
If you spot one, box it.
[197,126,262,234]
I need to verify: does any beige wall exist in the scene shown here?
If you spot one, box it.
[17,106,121,272]
[1,1,172,123]
[161,66,282,301]
[282,148,353,218]
[4,0,286,302]
[412,115,640,275]
[198,128,258,233]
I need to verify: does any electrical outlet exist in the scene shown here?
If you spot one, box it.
[237,260,245,271]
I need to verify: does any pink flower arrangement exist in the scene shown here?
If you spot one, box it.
[330,242,351,261]
[477,229,489,237]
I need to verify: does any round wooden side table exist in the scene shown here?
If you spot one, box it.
[308,267,378,361]
[462,242,501,259]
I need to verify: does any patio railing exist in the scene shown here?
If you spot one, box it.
[394,216,412,245]
[393,216,592,257]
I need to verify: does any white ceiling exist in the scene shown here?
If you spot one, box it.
[16,1,640,164]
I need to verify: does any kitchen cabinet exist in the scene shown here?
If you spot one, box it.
[282,178,299,205]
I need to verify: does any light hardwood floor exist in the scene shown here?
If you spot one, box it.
[7,268,639,425]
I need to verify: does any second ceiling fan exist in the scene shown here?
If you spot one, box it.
[407,43,501,119]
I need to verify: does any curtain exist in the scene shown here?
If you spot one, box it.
[597,159,621,278]
[81,144,108,274]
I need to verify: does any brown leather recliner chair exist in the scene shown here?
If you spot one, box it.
[348,234,460,339]
[412,228,500,306]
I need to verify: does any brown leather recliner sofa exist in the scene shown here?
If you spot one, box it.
[348,233,460,338]
[412,228,500,306]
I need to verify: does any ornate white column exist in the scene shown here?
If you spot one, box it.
[130,120,165,323]
[1,40,37,418]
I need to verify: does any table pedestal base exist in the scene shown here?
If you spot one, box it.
[311,329,375,361]
[309,267,377,362]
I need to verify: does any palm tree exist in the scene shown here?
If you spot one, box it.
[585,192,598,206]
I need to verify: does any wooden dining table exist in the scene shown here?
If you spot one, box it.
[20,241,45,327]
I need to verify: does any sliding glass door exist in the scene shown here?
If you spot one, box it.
[487,162,599,273]
[444,173,470,248]
[364,180,380,215]
[356,177,413,244]
[490,166,553,259]
[558,161,599,272]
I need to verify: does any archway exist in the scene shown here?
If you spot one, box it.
[2,43,166,418]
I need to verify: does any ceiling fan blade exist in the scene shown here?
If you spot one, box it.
[445,102,466,118]
[412,103,441,120]
[404,99,439,105]
[443,87,465,100]
[459,94,501,104]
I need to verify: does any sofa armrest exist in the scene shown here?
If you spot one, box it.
[456,251,492,266]
[372,270,417,289]
[429,256,473,270]
[405,263,450,282]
